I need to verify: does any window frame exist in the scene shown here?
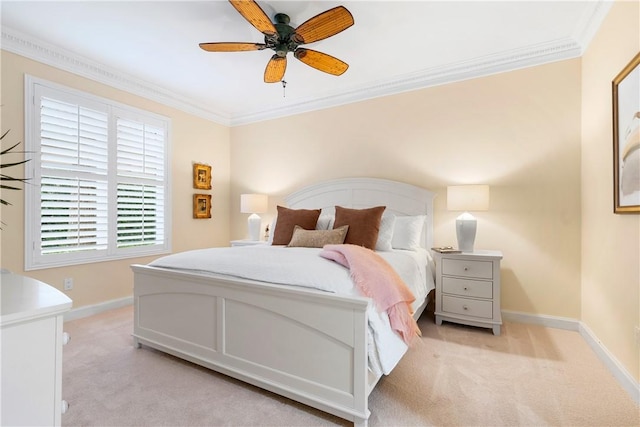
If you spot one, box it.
[24,75,172,270]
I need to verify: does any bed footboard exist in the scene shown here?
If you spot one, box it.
[132,264,373,425]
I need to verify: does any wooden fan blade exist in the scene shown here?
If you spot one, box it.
[293,6,354,44]
[199,42,267,52]
[294,48,348,76]
[229,0,277,37]
[264,55,287,83]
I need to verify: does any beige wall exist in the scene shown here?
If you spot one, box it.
[231,58,583,320]
[0,51,231,308]
[581,0,640,382]
[1,0,636,387]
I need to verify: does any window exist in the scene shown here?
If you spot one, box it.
[25,76,171,270]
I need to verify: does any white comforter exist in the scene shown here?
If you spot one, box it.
[150,245,434,374]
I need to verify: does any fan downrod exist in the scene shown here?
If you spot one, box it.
[274,13,290,25]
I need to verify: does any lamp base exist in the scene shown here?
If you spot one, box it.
[456,212,477,252]
[247,213,261,241]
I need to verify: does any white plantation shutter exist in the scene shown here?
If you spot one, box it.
[39,98,109,254]
[116,117,166,248]
[25,77,171,270]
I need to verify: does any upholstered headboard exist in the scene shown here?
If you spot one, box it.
[285,177,436,249]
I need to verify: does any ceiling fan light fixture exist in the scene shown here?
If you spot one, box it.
[275,42,289,57]
[201,0,353,83]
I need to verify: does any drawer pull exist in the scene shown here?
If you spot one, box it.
[463,287,468,291]
[464,267,469,271]
[463,305,468,310]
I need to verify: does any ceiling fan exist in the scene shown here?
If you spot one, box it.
[199,0,354,83]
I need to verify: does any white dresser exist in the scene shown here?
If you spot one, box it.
[434,250,503,335]
[1,272,72,426]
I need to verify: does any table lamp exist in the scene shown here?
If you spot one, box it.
[447,185,490,252]
[241,194,268,241]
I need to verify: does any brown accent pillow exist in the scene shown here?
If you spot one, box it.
[333,206,385,250]
[272,206,321,245]
[287,225,349,248]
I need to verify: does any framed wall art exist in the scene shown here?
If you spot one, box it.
[193,163,212,190]
[193,194,212,219]
[612,52,640,214]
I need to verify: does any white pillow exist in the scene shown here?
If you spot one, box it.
[316,214,334,230]
[267,217,277,244]
[391,215,426,250]
[375,214,396,251]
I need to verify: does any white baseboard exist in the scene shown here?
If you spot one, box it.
[64,296,133,322]
[502,309,639,405]
[579,322,640,405]
[502,309,580,331]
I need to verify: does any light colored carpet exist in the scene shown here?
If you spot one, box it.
[62,305,639,426]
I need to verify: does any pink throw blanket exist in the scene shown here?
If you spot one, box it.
[319,244,421,344]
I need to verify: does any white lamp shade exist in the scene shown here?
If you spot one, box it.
[240,194,268,214]
[447,185,490,212]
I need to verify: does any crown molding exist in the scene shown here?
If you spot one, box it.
[3,0,610,129]
[231,37,583,126]
[1,27,232,126]
[571,0,614,54]
[232,0,613,126]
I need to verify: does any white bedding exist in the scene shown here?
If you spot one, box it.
[150,245,434,374]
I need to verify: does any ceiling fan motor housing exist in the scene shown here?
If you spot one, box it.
[268,13,299,57]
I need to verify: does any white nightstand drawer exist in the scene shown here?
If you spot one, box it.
[442,258,493,279]
[442,295,493,319]
[435,250,502,335]
[442,277,493,299]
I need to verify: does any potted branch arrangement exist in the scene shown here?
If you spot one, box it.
[1,129,30,228]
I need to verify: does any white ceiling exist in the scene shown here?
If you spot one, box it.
[1,1,611,126]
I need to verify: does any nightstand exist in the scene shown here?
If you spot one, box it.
[230,240,268,247]
[434,250,503,335]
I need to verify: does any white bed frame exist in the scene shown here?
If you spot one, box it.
[132,177,435,426]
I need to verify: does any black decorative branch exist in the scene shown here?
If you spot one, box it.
[1,129,30,228]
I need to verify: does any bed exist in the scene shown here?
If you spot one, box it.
[131,177,435,426]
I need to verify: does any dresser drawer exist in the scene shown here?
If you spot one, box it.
[442,277,493,299]
[442,258,493,279]
[441,295,493,319]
